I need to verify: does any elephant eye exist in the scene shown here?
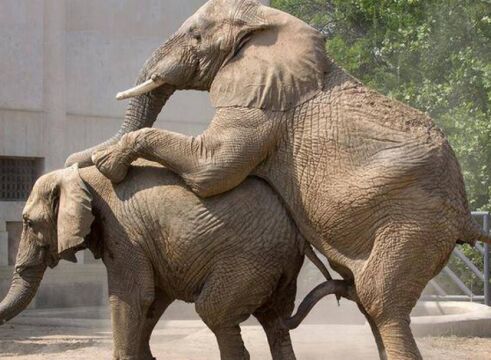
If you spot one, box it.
[193,33,202,42]
[22,215,33,229]
[23,215,33,228]
[189,28,201,42]
[40,244,50,251]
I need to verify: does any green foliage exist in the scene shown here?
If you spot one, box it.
[272,0,491,295]
[439,244,485,295]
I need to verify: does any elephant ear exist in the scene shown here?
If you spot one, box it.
[210,3,330,111]
[57,164,95,262]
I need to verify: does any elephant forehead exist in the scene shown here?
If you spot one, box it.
[23,194,49,222]
[24,172,59,213]
[182,0,234,29]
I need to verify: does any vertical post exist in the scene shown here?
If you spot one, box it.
[0,219,8,266]
[43,0,67,171]
[484,213,490,306]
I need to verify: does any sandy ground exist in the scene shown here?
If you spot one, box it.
[1,321,491,360]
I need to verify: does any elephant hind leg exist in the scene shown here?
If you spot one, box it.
[357,282,422,360]
[139,289,173,360]
[197,297,250,360]
[354,219,455,360]
[194,265,265,360]
[357,303,387,360]
[375,316,420,360]
[255,310,296,360]
[254,281,297,360]
[212,325,250,360]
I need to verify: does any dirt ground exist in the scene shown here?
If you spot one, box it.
[1,322,491,360]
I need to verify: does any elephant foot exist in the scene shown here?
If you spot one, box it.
[92,142,133,183]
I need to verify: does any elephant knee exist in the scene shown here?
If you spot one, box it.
[195,300,230,331]
[184,165,247,198]
[183,171,222,198]
[140,294,155,312]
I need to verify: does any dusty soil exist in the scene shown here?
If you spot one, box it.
[1,322,491,360]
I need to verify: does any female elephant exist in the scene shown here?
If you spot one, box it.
[66,0,491,359]
[0,163,344,360]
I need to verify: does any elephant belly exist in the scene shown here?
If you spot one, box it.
[146,176,301,302]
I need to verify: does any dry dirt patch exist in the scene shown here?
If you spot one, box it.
[1,323,491,359]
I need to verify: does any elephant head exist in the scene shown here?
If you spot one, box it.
[65,0,329,167]
[0,165,94,324]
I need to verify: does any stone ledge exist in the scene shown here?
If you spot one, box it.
[412,301,491,337]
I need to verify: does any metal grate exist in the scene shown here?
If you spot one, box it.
[425,212,491,306]
[0,157,43,201]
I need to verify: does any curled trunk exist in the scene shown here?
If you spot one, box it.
[65,84,175,168]
[0,265,46,324]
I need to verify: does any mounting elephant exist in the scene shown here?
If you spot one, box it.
[66,0,491,359]
[0,162,346,360]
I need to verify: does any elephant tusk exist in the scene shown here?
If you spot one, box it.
[116,76,165,100]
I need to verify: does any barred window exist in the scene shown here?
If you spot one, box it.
[0,157,43,201]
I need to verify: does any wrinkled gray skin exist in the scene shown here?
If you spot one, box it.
[0,163,343,360]
[67,1,491,359]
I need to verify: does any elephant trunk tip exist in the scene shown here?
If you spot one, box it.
[65,153,94,168]
[0,265,47,324]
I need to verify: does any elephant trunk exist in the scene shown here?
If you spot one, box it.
[64,33,187,168]
[65,83,174,168]
[0,265,46,325]
[64,33,185,168]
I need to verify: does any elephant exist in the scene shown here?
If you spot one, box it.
[0,162,347,360]
[65,0,491,359]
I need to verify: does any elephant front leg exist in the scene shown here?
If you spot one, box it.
[139,292,173,360]
[92,128,196,184]
[92,110,275,197]
[106,253,155,360]
[110,294,150,360]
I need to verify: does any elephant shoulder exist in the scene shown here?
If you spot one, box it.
[212,106,282,128]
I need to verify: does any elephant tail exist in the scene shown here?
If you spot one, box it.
[283,280,350,330]
[304,244,332,281]
[461,216,491,245]
[283,245,348,330]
